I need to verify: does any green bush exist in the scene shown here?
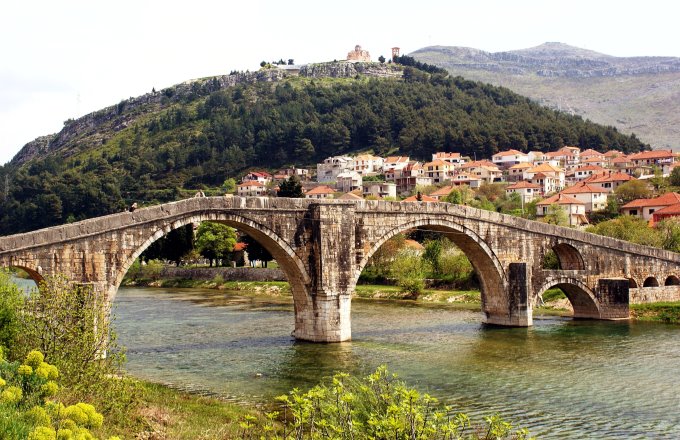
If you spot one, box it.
[241,366,533,439]
[0,270,25,354]
[390,252,427,298]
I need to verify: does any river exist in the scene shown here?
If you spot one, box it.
[110,287,680,438]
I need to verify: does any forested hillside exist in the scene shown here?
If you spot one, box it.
[0,65,647,236]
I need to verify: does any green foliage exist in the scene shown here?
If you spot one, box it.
[390,251,427,298]
[195,222,237,266]
[0,270,24,353]
[656,218,680,252]
[277,176,304,198]
[542,250,560,269]
[0,350,117,440]
[423,240,443,276]
[222,177,237,194]
[613,180,652,205]
[242,366,532,439]
[141,224,194,266]
[670,167,680,187]
[540,204,569,226]
[0,72,647,236]
[586,215,662,247]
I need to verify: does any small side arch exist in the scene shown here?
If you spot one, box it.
[0,262,44,286]
[552,243,585,270]
[665,275,680,286]
[535,277,601,319]
[628,278,639,288]
[643,276,660,287]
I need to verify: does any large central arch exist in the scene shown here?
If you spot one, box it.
[353,217,507,322]
[113,212,313,332]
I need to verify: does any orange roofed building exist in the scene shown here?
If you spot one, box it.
[536,194,588,227]
[621,192,680,220]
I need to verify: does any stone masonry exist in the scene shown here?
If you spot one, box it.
[1,197,680,342]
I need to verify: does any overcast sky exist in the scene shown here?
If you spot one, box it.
[1,0,678,165]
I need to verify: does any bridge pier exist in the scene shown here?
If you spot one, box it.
[484,262,532,327]
[594,278,629,320]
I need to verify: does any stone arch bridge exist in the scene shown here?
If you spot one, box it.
[1,197,679,342]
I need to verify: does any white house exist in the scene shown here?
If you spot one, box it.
[352,154,384,175]
[362,181,397,199]
[317,156,354,183]
[560,183,608,212]
[492,149,531,168]
[536,194,588,227]
[505,181,541,203]
[237,181,267,197]
[336,171,362,193]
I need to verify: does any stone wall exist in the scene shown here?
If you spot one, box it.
[160,266,285,282]
[630,286,680,304]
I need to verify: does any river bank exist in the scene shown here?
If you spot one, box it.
[122,276,680,322]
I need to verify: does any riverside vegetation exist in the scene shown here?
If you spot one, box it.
[1,270,538,439]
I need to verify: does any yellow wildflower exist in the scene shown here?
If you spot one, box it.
[0,377,6,387]
[25,350,45,369]
[62,403,103,429]
[27,426,57,440]
[1,386,23,404]
[41,381,59,397]
[27,406,52,426]
[56,429,73,440]
[18,364,34,376]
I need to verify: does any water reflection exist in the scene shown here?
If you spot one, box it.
[115,287,680,438]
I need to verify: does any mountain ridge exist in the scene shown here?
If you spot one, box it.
[411,43,680,149]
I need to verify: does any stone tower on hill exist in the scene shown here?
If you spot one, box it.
[347,45,371,62]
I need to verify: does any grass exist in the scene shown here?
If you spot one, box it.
[93,380,267,439]
[631,302,680,323]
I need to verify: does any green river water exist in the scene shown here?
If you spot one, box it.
[110,286,680,439]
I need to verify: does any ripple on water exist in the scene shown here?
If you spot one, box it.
[115,287,680,439]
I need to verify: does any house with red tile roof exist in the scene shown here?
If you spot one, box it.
[560,182,608,212]
[383,156,411,172]
[536,194,588,227]
[432,152,466,166]
[237,180,268,197]
[505,181,541,203]
[584,171,635,192]
[429,185,455,201]
[573,165,607,181]
[525,163,565,193]
[492,149,531,168]
[242,171,272,184]
[620,192,680,220]
[423,159,455,184]
[304,185,336,199]
[628,150,676,168]
[651,203,680,226]
[507,162,533,182]
[451,173,482,188]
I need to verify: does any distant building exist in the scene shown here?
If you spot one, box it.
[347,45,371,62]
[336,171,362,193]
[305,185,336,199]
[536,194,588,227]
[560,182,608,213]
[620,192,680,220]
[362,182,396,199]
[242,171,272,184]
[492,149,530,168]
[237,181,267,197]
[352,154,384,175]
[317,156,354,183]
[505,181,541,203]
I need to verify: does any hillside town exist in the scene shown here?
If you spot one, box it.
[237,147,680,228]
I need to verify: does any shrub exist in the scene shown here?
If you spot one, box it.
[242,366,533,439]
[390,251,427,298]
[0,270,25,353]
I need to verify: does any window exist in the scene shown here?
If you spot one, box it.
[630,209,638,216]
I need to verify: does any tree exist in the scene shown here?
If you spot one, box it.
[260,61,267,68]
[423,239,443,276]
[195,222,237,266]
[541,203,569,226]
[278,175,304,198]
[670,167,680,187]
[141,224,194,266]
[378,55,386,64]
[614,180,652,205]
[586,215,662,247]
[241,234,273,267]
[288,59,294,65]
[222,177,237,194]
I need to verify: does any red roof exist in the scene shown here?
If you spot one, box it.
[628,150,675,160]
[560,183,604,195]
[430,186,454,197]
[622,192,680,209]
[536,194,585,206]
[653,202,680,216]
[604,150,623,158]
[402,194,438,202]
[238,181,265,187]
[575,165,607,172]
[461,160,495,169]
[585,172,634,183]
[494,149,523,157]
[233,242,247,251]
[305,185,335,195]
[506,181,541,189]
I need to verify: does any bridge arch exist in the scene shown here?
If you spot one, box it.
[628,278,639,288]
[535,277,601,319]
[643,276,660,287]
[0,264,44,287]
[354,217,507,322]
[113,212,312,317]
[552,243,585,270]
[665,275,680,286]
